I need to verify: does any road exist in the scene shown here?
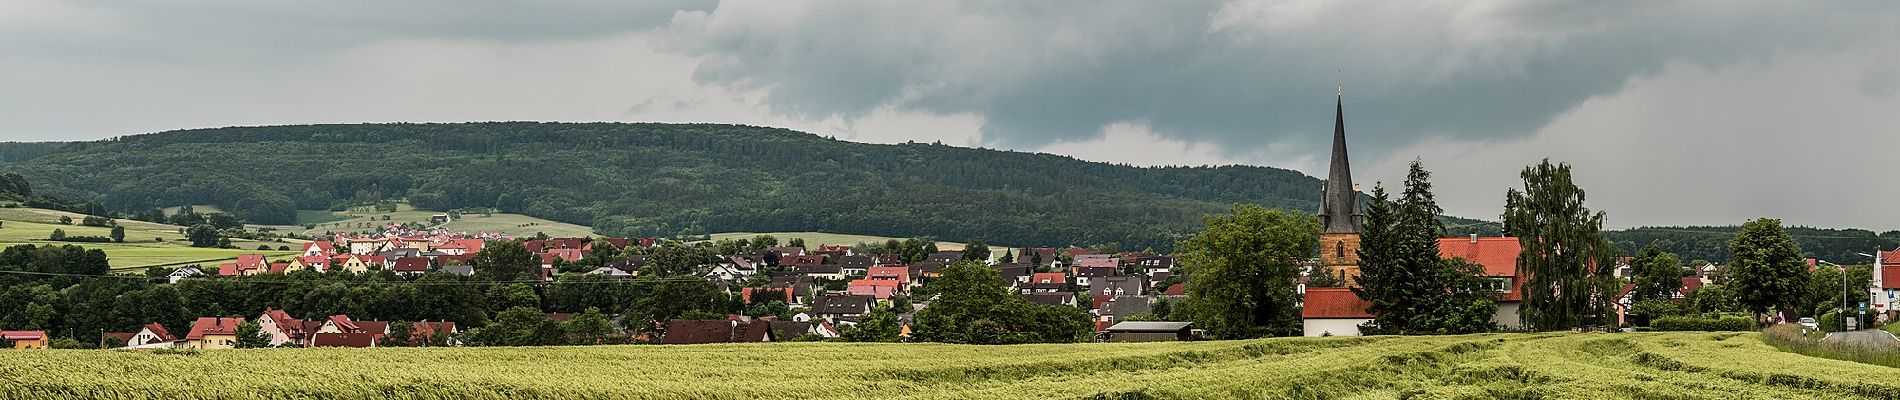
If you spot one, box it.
[1824,329,1900,346]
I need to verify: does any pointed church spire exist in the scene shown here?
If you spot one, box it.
[1318,87,1362,233]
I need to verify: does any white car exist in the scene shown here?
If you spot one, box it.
[1797,317,1819,330]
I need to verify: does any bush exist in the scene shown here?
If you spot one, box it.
[1651,316,1753,331]
[52,235,116,243]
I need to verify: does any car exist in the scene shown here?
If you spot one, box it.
[1797,317,1819,330]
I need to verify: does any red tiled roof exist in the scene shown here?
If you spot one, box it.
[867,266,911,283]
[392,257,431,272]
[1302,288,1373,319]
[1437,237,1521,276]
[1164,284,1185,296]
[268,262,292,274]
[311,332,378,348]
[104,331,137,344]
[1032,273,1067,285]
[661,320,771,344]
[1,330,46,340]
[1882,249,1900,268]
[184,317,242,340]
[1883,265,1900,289]
[143,323,176,342]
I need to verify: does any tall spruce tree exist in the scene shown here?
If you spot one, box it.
[1502,159,1617,331]
[1728,218,1809,324]
[1354,160,1496,334]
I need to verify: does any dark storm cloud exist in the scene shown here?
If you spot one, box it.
[657,0,1900,158]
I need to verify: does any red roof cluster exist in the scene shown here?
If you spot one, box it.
[184,317,243,340]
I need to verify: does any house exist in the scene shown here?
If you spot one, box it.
[404,321,460,347]
[742,287,794,304]
[311,315,389,348]
[995,264,1032,287]
[848,279,902,299]
[908,262,945,279]
[435,239,484,255]
[925,251,964,263]
[3,330,48,349]
[1302,288,1373,337]
[334,254,388,273]
[1869,249,1900,321]
[167,267,206,284]
[769,275,820,305]
[1134,256,1174,277]
[1072,266,1116,287]
[837,255,874,276]
[1073,257,1119,272]
[661,319,773,344]
[1023,292,1078,307]
[811,294,877,321]
[866,266,912,287]
[1437,235,1526,329]
[346,238,383,255]
[783,254,826,268]
[289,255,330,272]
[391,257,432,275]
[1023,272,1068,293]
[1089,276,1147,297]
[300,241,338,257]
[256,308,309,347]
[1097,296,1154,325]
[181,317,244,349]
[793,264,846,281]
[1103,321,1192,342]
[119,323,177,349]
[216,254,271,276]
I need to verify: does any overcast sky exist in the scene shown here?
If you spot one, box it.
[3,1,1897,230]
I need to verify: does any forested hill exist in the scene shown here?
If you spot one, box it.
[0,122,1331,250]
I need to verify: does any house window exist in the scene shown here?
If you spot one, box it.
[1335,241,1345,260]
[1491,278,1511,293]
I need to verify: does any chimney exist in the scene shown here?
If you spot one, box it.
[1470,234,1479,243]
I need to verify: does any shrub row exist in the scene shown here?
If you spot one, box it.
[1651,316,1753,331]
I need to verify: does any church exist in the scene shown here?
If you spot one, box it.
[1314,86,1363,283]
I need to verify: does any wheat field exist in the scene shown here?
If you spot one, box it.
[0,332,1892,399]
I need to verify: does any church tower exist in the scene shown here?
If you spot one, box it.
[1316,86,1364,282]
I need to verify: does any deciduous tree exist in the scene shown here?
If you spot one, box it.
[1502,159,1617,331]
[1728,218,1809,323]
[1176,204,1315,339]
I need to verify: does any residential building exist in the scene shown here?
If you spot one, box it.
[3,330,48,349]
[181,317,243,349]
[1437,235,1526,330]
[1301,288,1373,337]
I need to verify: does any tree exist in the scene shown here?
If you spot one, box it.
[963,240,991,262]
[233,321,270,348]
[471,306,565,346]
[1629,245,1685,302]
[1689,283,1741,314]
[585,238,620,265]
[998,249,1015,264]
[1728,218,1809,324]
[58,215,72,225]
[1354,161,1496,335]
[911,260,1082,344]
[386,320,414,347]
[109,226,125,243]
[1176,204,1316,339]
[472,240,539,281]
[48,228,64,241]
[1502,159,1617,331]
[562,307,622,345]
[487,284,541,314]
[1804,265,1870,319]
[186,224,222,248]
[787,237,805,249]
[842,309,902,342]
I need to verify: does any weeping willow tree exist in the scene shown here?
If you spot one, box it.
[1502,159,1618,331]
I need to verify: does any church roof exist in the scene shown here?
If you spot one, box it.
[1317,90,1363,234]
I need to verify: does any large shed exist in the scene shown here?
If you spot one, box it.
[1103,321,1193,342]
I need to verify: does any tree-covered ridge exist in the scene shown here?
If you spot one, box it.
[2,122,1326,250]
[1607,225,1900,264]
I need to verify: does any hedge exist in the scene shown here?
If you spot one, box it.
[1651,316,1754,331]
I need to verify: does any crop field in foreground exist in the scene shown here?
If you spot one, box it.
[1,332,1894,399]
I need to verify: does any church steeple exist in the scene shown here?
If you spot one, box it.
[1317,86,1362,234]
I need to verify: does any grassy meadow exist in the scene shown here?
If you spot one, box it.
[292,204,595,238]
[0,332,1892,399]
[0,207,300,272]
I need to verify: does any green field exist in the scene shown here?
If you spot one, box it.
[705,231,989,252]
[0,207,300,272]
[294,205,595,238]
[0,332,1890,399]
